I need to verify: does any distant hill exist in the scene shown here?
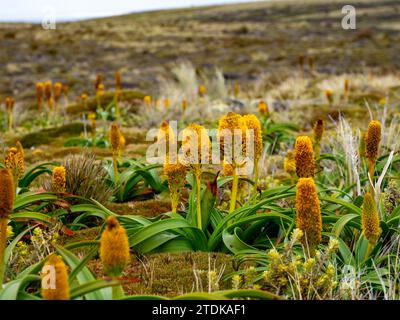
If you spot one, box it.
[0,0,399,100]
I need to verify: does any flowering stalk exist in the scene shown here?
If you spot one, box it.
[52,166,66,193]
[324,89,333,105]
[63,85,69,106]
[243,114,263,198]
[109,123,121,181]
[88,111,97,138]
[115,71,122,120]
[41,254,70,300]
[143,95,151,107]
[36,82,44,111]
[4,146,24,192]
[96,84,105,111]
[258,101,269,118]
[361,193,381,258]
[295,136,315,178]
[181,124,210,229]
[313,119,324,159]
[5,97,14,131]
[53,82,62,111]
[0,169,14,286]
[163,159,187,213]
[364,120,381,185]
[218,112,247,213]
[100,216,130,299]
[44,80,53,125]
[295,177,322,255]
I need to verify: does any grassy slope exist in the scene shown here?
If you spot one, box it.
[0,0,399,102]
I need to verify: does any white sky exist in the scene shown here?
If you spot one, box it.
[0,0,262,22]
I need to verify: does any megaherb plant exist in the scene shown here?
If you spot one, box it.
[104,125,165,202]
[1,208,280,300]
[105,112,297,254]
[105,158,165,202]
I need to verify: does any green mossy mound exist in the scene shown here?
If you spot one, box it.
[89,252,235,297]
[106,199,172,218]
[19,123,89,148]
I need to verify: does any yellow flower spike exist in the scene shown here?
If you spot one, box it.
[218,111,247,161]
[181,123,211,229]
[364,120,381,179]
[222,161,234,176]
[198,85,207,96]
[36,82,44,110]
[181,123,211,167]
[47,97,54,111]
[63,84,69,97]
[4,97,15,131]
[284,150,296,178]
[41,254,70,300]
[53,82,62,102]
[181,99,187,112]
[96,83,105,97]
[157,121,175,159]
[313,119,324,159]
[118,133,126,158]
[94,73,103,91]
[379,97,386,107]
[52,166,66,194]
[324,89,334,105]
[0,169,14,219]
[163,159,187,213]
[5,97,14,112]
[218,112,247,212]
[109,123,121,180]
[344,78,350,99]
[243,114,262,163]
[88,111,97,136]
[243,114,263,194]
[143,95,152,107]
[295,136,315,178]
[361,192,381,247]
[295,178,322,252]
[258,101,269,117]
[44,80,52,101]
[100,216,130,277]
[115,70,122,90]
[313,119,324,144]
[109,123,121,154]
[5,147,24,185]
[0,169,14,284]
[80,93,88,110]
[163,98,170,109]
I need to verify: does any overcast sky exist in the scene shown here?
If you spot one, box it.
[0,0,262,22]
